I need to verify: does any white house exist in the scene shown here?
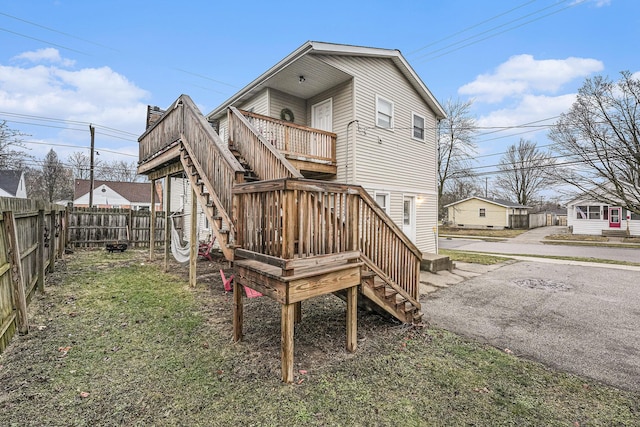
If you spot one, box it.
[0,170,27,198]
[73,179,161,210]
[567,195,640,236]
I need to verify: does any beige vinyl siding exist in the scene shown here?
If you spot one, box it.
[269,88,307,125]
[319,55,437,192]
[447,199,509,229]
[307,79,353,183]
[319,55,438,253]
[238,88,269,115]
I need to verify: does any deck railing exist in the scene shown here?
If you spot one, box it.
[180,98,245,217]
[233,179,422,301]
[228,107,303,181]
[138,99,183,163]
[238,110,337,165]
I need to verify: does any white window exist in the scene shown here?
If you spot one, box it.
[576,205,601,220]
[479,208,486,217]
[376,95,393,129]
[412,113,425,141]
[374,192,390,215]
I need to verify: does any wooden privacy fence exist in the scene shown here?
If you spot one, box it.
[67,207,166,248]
[0,198,66,354]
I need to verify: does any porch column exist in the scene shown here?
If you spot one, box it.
[164,175,171,272]
[189,187,197,287]
[149,178,156,260]
[346,285,357,353]
[281,302,295,383]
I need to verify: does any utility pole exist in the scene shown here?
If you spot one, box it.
[89,124,95,208]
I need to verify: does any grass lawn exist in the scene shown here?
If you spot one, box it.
[1,250,638,426]
[438,249,510,265]
[439,227,527,238]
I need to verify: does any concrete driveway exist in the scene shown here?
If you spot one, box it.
[423,260,640,392]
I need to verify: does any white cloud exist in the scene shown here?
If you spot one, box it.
[0,49,149,161]
[572,0,611,6]
[12,47,76,67]
[459,54,603,103]
[478,94,577,129]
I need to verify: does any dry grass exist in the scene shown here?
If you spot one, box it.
[1,249,638,426]
[544,234,609,242]
[439,227,527,238]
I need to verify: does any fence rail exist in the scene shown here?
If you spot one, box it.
[67,207,166,248]
[0,198,66,354]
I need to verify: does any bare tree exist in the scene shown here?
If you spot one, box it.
[549,71,640,214]
[27,149,73,202]
[438,98,477,216]
[0,120,32,168]
[97,160,142,182]
[67,151,94,179]
[495,138,555,206]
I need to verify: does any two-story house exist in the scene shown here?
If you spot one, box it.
[207,41,445,254]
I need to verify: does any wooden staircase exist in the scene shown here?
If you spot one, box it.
[138,95,423,325]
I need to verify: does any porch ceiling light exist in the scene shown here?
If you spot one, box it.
[299,75,305,84]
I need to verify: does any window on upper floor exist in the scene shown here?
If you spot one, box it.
[376,95,393,129]
[412,113,425,141]
[479,208,486,217]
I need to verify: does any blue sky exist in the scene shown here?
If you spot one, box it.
[0,0,637,181]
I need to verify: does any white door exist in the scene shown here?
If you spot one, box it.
[311,99,332,157]
[403,196,416,242]
[312,98,332,132]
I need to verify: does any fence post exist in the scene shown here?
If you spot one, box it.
[3,211,28,335]
[37,207,45,293]
[49,209,57,272]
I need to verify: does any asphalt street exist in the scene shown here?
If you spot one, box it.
[439,237,640,263]
[424,259,640,392]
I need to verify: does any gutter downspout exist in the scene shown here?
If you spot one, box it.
[346,119,359,184]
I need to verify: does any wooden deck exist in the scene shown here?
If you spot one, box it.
[233,250,362,383]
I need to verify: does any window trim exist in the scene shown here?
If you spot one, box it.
[374,191,391,216]
[375,95,394,130]
[411,111,426,141]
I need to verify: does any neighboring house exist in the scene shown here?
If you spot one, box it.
[206,41,446,254]
[73,179,161,210]
[0,170,27,198]
[566,194,640,236]
[445,196,530,229]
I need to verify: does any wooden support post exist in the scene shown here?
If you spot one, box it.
[164,175,171,272]
[281,302,295,383]
[233,276,243,342]
[49,210,56,272]
[294,301,302,324]
[189,187,197,287]
[149,178,156,260]
[346,285,358,353]
[37,208,45,293]
[4,211,28,335]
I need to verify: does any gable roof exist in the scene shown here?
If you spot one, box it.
[0,170,24,196]
[444,196,530,209]
[74,180,159,203]
[206,41,446,121]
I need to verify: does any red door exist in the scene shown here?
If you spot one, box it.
[608,207,622,228]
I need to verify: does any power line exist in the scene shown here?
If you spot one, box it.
[0,11,118,51]
[21,140,138,158]
[408,0,538,55]
[414,0,585,63]
[0,26,90,55]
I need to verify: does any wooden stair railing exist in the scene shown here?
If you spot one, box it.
[233,178,423,323]
[228,106,303,180]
